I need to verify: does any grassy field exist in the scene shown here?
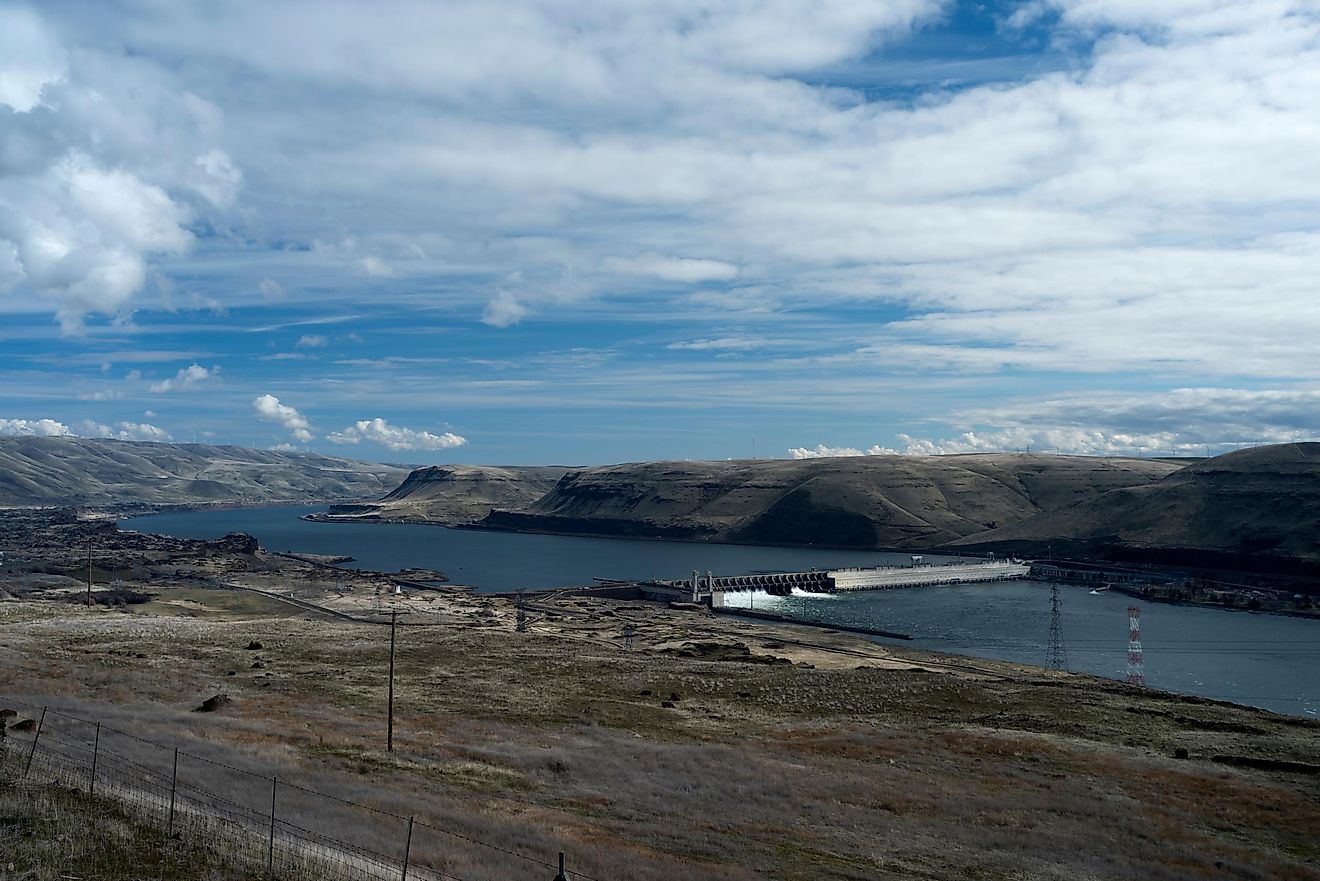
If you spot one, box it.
[0,777,262,881]
[2,590,1319,880]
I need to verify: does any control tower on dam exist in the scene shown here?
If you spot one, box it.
[677,558,1031,602]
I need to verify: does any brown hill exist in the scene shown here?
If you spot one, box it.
[476,454,1182,549]
[951,443,1320,566]
[314,464,574,524]
[0,437,409,508]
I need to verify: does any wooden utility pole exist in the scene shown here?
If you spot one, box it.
[387,609,397,752]
[86,538,92,607]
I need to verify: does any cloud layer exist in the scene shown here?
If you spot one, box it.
[5,2,1320,464]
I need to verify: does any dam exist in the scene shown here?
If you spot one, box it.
[671,558,1031,602]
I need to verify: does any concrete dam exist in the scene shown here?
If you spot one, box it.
[668,558,1031,603]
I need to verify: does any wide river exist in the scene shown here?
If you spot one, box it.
[124,505,1319,718]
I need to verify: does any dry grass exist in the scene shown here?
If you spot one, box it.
[2,595,1319,881]
[0,776,260,881]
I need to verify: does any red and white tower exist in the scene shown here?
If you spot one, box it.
[1126,606,1145,686]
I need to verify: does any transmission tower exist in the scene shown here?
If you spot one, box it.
[1047,582,1068,670]
[1126,606,1145,686]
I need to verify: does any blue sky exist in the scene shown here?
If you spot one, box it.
[4,1,1320,465]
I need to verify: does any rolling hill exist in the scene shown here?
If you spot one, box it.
[951,443,1320,566]
[0,437,410,508]
[475,454,1183,548]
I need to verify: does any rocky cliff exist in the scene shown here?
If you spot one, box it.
[314,464,574,524]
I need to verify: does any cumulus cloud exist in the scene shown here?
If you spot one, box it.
[251,394,314,442]
[0,5,65,112]
[797,388,1320,458]
[481,289,529,328]
[149,363,217,393]
[77,420,172,442]
[789,443,900,459]
[296,334,328,348]
[0,417,72,437]
[327,418,466,451]
[0,7,240,330]
[0,416,170,441]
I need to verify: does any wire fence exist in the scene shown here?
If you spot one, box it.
[0,698,590,881]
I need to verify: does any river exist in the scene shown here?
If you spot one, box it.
[123,505,1319,718]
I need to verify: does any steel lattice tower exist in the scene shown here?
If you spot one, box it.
[1047,581,1069,670]
[1126,606,1145,686]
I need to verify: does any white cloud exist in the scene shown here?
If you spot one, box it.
[0,8,239,330]
[76,420,172,442]
[269,442,298,452]
[800,388,1320,457]
[296,334,328,348]
[668,336,769,351]
[1,416,170,442]
[149,363,217,393]
[358,255,396,278]
[481,289,529,328]
[75,390,124,401]
[0,5,66,112]
[327,418,466,451]
[789,443,900,459]
[605,255,739,283]
[0,417,72,437]
[251,394,314,442]
[257,278,285,300]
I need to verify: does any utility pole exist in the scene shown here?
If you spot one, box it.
[86,538,93,607]
[387,609,397,752]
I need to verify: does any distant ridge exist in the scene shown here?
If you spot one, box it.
[952,443,1320,567]
[0,437,410,507]
[469,453,1182,549]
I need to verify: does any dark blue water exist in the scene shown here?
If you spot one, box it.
[124,506,1319,718]
[123,505,941,588]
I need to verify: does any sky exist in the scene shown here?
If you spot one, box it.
[3,0,1320,465]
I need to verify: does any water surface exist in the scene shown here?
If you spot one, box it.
[124,505,1320,717]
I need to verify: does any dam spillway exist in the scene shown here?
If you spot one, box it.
[674,558,1031,600]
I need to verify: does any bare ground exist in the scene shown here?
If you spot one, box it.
[3,577,1319,881]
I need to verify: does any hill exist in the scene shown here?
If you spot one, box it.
[0,437,410,508]
[476,454,1182,548]
[311,463,574,524]
[951,443,1320,567]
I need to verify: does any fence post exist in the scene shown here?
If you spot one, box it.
[554,851,568,881]
[267,775,278,877]
[89,722,100,794]
[400,815,414,881]
[23,707,46,778]
[168,747,179,833]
